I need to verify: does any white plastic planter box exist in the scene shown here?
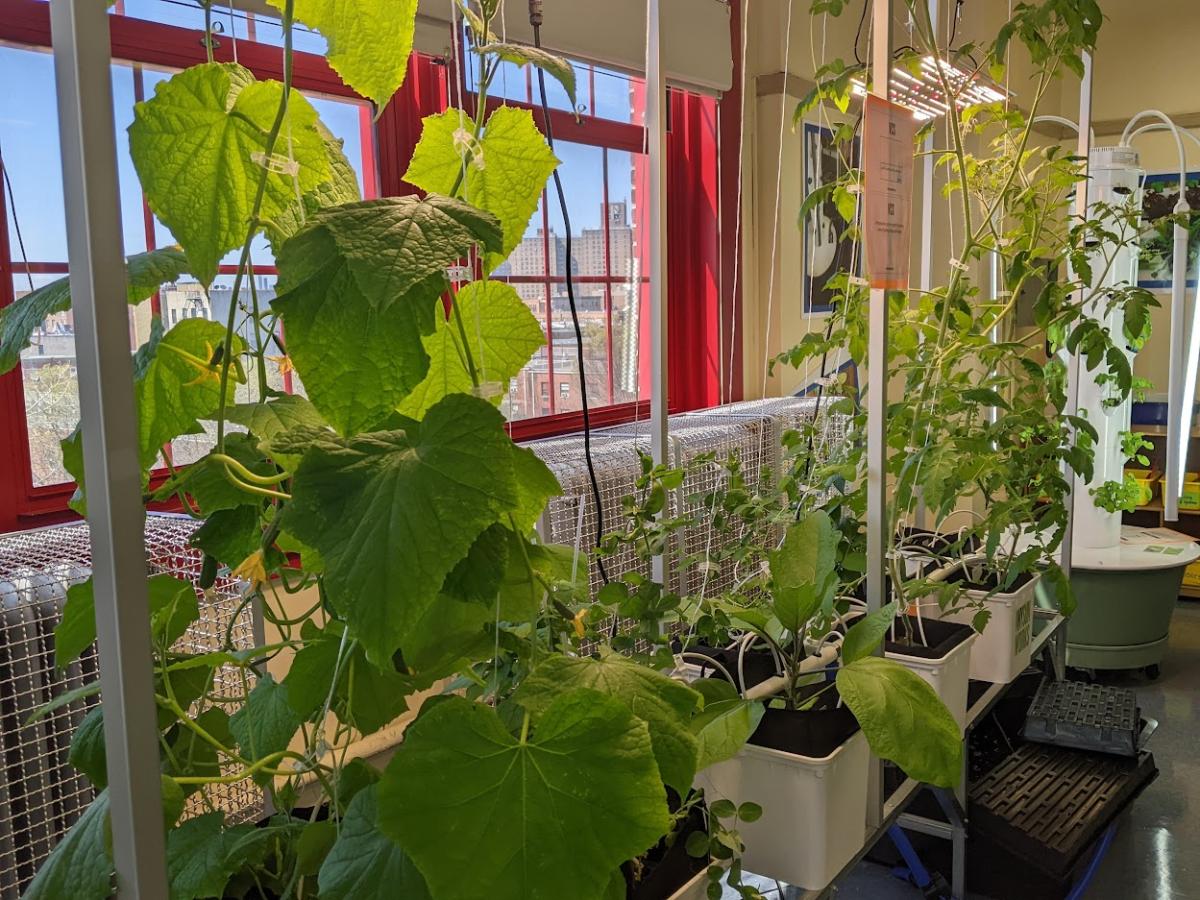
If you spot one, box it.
[926,572,1038,684]
[886,630,975,731]
[695,731,869,891]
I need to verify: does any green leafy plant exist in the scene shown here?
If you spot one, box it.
[17,2,735,899]
[1090,473,1144,514]
[777,0,1150,626]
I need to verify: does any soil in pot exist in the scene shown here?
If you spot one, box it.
[622,794,708,900]
[884,615,975,660]
[748,681,860,758]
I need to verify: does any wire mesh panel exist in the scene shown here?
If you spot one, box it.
[719,395,853,464]
[525,430,648,599]
[0,513,258,897]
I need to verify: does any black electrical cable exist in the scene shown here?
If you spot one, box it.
[529,0,609,584]
[852,0,870,65]
[949,0,964,49]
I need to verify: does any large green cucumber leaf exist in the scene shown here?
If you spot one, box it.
[190,504,263,570]
[515,651,702,793]
[400,594,495,688]
[769,510,840,634]
[282,394,519,663]
[135,318,245,470]
[224,393,327,448]
[509,444,562,532]
[318,785,430,900]
[290,195,502,307]
[266,121,362,251]
[129,62,330,284]
[476,43,577,107]
[228,673,302,769]
[284,619,412,735]
[0,247,190,374]
[272,228,442,434]
[397,280,545,419]
[836,656,963,788]
[405,107,559,271]
[270,0,418,109]
[22,791,111,900]
[54,574,199,671]
[378,691,669,900]
[166,811,271,900]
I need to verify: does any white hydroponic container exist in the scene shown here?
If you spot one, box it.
[695,731,869,891]
[886,630,975,731]
[927,572,1038,684]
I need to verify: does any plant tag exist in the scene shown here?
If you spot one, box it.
[848,275,869,287]
[446,265,472,283]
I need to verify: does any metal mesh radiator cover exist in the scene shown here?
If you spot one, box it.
[0,513,258,896]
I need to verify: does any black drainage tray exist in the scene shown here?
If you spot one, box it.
[1022,679,1140,757]
[969,742,1158,880]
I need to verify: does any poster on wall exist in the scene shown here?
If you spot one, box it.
[802,122,860,314]
[1138,172,1200,289]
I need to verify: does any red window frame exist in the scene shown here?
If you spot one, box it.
[0,0,738,532]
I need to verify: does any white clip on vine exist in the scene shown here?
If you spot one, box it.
[250,151,300,176]
[453,127,486,171]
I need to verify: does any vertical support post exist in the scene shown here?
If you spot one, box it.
[914,0,937,530]
[49,1,168,896]
[1062,52,1093,585]
[647,0,670,585]
[865,0,892,831]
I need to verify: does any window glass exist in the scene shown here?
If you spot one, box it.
[110,0,329,55]
[1,43,374,488]
[494,139,646,421]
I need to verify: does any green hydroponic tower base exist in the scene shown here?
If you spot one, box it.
[1037,545,1196,674]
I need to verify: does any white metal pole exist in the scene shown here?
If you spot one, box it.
[865,0,892,831]
[647,0,669,584]
[914,0,936,531]
[1062,51,1093,584]
[48,1,168,896]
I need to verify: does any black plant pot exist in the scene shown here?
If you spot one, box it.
[682,642,779,694]
[623,797,708,900]
[748,682,860,758]
[883,614,975,660]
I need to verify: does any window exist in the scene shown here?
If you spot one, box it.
[0,4,381,529]
[461,42,654,427]
[0,2,726,530]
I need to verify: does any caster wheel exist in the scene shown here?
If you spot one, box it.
[1146,664,1161,680]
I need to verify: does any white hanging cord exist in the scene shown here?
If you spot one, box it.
[227,1,239,63]
[723,0,751,405]
[758,0,796,405]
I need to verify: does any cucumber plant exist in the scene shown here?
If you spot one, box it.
[6,3,746,898]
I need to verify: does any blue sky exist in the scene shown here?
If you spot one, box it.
[0,14,636,278]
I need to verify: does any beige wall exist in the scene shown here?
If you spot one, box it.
[738,1,1200,407]
[738,1,1054,399]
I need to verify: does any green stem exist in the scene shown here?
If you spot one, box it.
[216,0,296,451]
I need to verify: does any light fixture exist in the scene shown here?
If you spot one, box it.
[851,56,1010,121]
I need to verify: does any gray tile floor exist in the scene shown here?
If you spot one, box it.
[737,601,1200,899]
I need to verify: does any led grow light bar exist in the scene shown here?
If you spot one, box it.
[851,56,1009,120]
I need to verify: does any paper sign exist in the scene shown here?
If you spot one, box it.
[863,94,918,289]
